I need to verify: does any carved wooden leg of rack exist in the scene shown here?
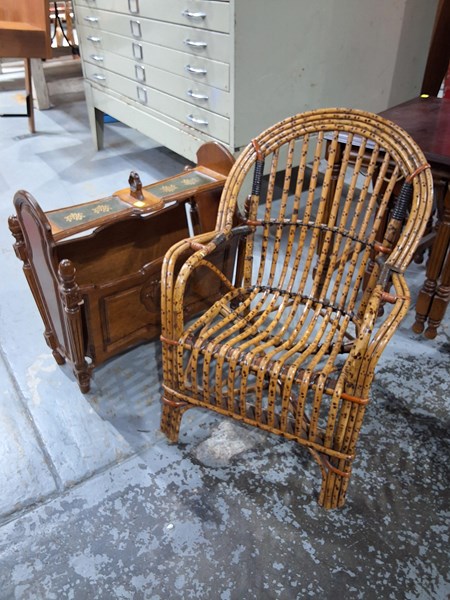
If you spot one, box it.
[58,259,91,393]
[424,244,450,338]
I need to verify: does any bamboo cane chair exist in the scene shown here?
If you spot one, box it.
[160,108,433,509]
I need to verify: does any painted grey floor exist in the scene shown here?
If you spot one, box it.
[0,63,449,599]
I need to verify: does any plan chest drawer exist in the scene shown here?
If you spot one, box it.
[78,25,230,91]
[76,0,231,33]
[83,62,230,143]
[74,0,439,162]
[82,47,231,117]
[76,6,230,63]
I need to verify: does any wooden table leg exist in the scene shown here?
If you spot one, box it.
[24,58,35,133]
[413,181,450,335]
[424,244,450,338]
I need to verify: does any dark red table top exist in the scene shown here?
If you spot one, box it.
[379,96,450,169]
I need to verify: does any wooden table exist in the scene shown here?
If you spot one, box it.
[380,96,450,338]
[0,0,52,131]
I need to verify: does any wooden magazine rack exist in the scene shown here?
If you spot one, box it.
[9,142,237,392]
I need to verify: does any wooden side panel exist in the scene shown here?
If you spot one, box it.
[13,193,70,359]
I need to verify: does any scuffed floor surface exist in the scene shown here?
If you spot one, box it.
[1,349,449,600]
[0,66,449,599]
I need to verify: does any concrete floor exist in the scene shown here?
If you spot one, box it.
[0,62,449,599]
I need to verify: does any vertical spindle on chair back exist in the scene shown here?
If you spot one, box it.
[218,111,427,322]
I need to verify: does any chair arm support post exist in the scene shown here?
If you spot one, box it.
[343,285,383,395]
[161,226,253,388]
[161,230,219,387]
[161,232,218,327]
[344,273,410,404]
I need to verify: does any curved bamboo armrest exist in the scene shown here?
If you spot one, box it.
[365,272,410,365]
[343,273,410,402]
[187,224,253,255]
[174,225,253,287]
[161,230,217,338]
[163,225,253,285]
[161,225,253,339]
[162,230,218,269]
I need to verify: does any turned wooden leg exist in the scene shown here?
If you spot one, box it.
[424,248,450,339]
[413,211,435,265]
[51,349,66,365]
[413,182,450,335]
[58,259,91,393]
[412,277,437,334]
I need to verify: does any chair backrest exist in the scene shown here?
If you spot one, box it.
[217,108,433,318]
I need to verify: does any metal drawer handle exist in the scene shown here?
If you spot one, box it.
[87,35,101,43]
[184,39,207,49]
[137,86,148,104]
[135,64,145,82]
[91,73,106,81]
[187,90,209,101]
[128,0,139,13]
[84,16,98,23]
[187,114,208,126]
[185,65,207,75]
[90,54,104,62]
[182,10,206,19]
[130,20,142,38]
[132,42,143,60]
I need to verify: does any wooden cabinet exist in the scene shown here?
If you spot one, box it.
[73,0,439,162]
[9,143,238,393]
